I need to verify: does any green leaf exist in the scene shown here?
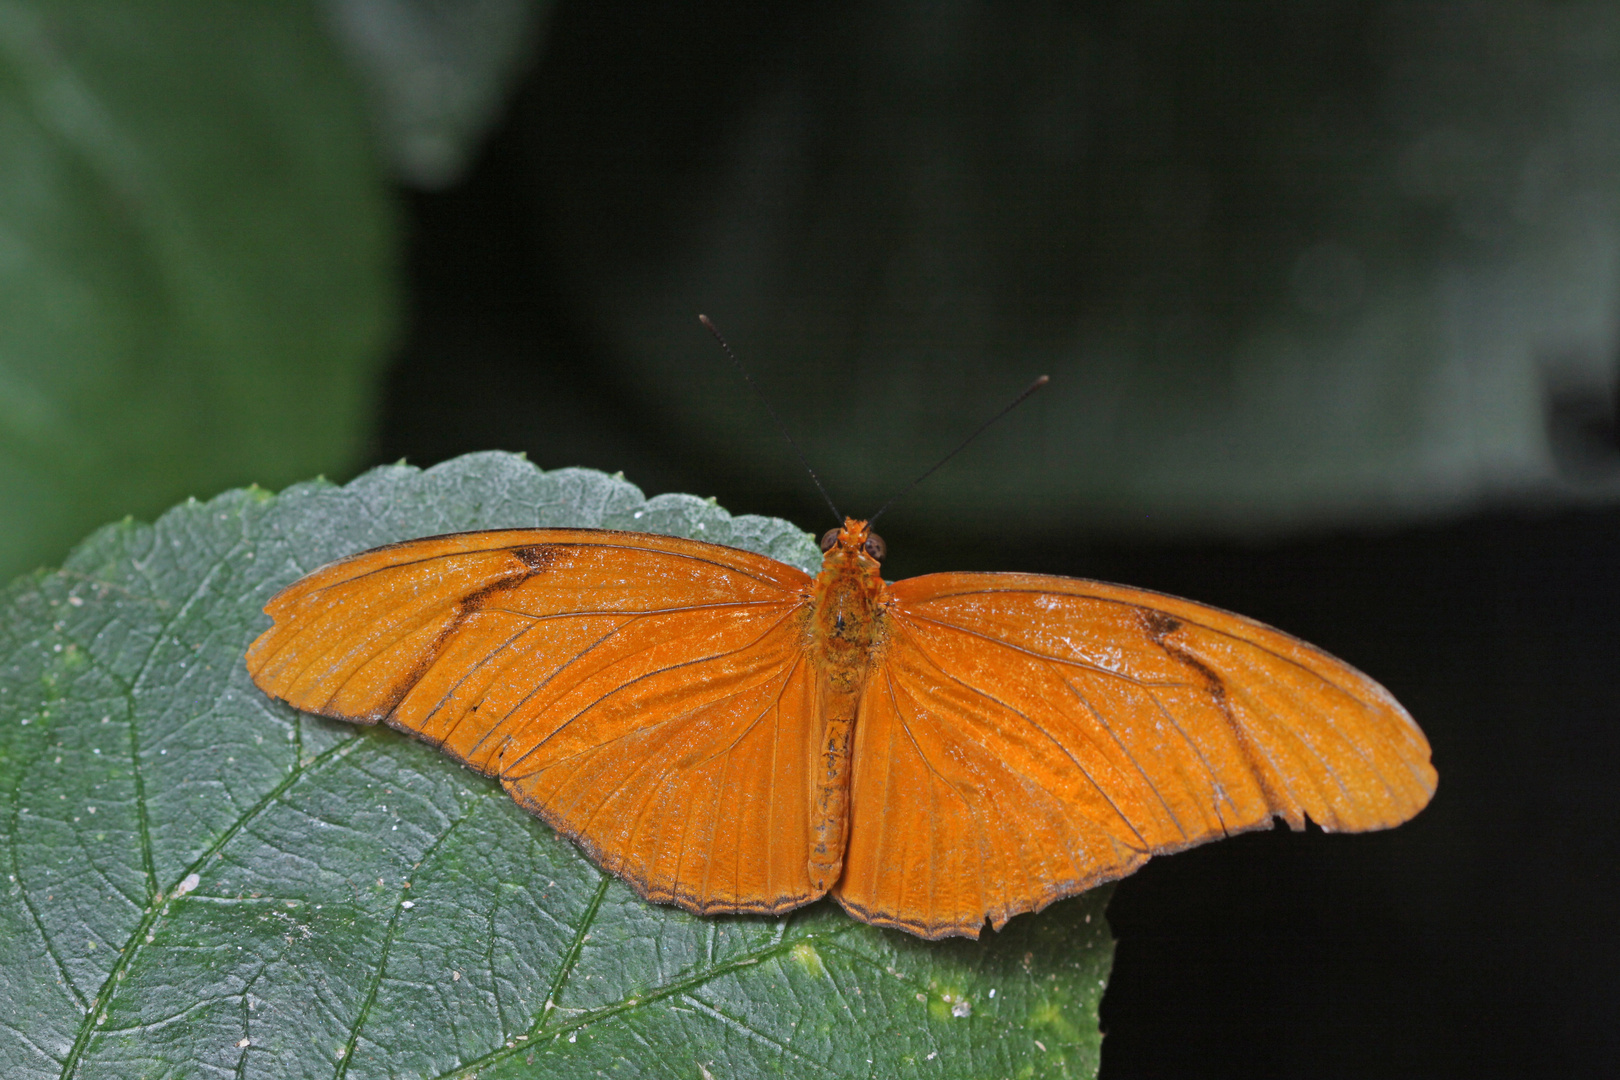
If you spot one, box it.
[0,452,1112,1079]
[0,2,398,583]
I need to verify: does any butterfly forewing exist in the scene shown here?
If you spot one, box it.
[831,571,1436,939]
[246,529,825,914]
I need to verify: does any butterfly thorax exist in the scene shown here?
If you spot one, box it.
[805,518,890,890]
[809,537,888,688]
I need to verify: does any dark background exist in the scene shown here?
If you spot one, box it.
[375,11,1619,1078]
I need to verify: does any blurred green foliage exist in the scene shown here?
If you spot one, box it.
[325,0,555,188]
[0,2,397,584]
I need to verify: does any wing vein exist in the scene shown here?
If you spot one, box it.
[905,587,1395,710]
[881,668,1010,919]
[899,610,1192,689]
[1221,675,1367,815]
[890,617,1152,853]
[586,654,803,851]
[301,537,804,595]
[408,621,567,740]
[1051,665,1190,842]
[451,604,800,760]
[1224,653,1410,812]
[504,605,805,773]
[531,629,803,846]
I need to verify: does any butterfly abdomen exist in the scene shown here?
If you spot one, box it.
[806,539,890,891]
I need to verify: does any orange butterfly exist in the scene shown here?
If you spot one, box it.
[245,515,1435,939]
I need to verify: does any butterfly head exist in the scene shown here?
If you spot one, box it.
[820,517,886,565]
[813,518,889,646]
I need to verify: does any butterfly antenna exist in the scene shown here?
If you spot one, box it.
[699,314,842,522]
[868,373,1050,527]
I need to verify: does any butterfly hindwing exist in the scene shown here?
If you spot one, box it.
[246,528,826,914]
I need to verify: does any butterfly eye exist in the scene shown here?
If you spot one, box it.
[820,529,840,552]
[863,533,886,561]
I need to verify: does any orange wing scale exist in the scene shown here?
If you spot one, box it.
[247,525,1435,940]
[246,529,823,914]
[832,572,1434,938]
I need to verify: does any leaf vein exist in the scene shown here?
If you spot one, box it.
[442,924,862,1078]
[57,733,363,1079]
[333,788,491,1079]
